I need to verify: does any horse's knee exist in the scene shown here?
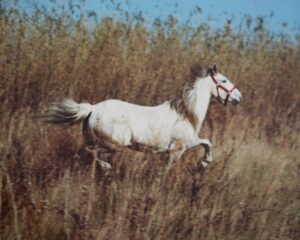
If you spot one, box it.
[200,139,212,152]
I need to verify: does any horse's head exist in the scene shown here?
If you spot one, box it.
[207,64,242,106]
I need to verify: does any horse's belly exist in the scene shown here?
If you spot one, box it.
[131,124,172,150]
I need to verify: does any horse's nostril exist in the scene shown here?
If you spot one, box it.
[232,99,239,105]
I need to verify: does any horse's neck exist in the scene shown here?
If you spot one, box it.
[186,78,211,130]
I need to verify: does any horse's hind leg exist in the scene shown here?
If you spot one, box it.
[85,146,112,174]
[82,112,96,146]
[83,117,125,152]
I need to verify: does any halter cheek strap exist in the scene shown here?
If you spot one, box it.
[211,75,237,106]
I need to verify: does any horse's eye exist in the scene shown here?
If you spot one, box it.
[221,79,227,83]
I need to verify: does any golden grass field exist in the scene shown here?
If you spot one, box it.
[0,1,299,239]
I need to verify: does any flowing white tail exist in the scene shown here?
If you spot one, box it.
[43,99,93,125]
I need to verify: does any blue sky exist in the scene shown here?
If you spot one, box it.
[19,0,300,33]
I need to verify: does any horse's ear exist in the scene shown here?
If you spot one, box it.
[207,64,217,76]
[207,67,214,76]
[212,63,217,73]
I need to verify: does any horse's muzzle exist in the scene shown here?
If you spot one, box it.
[231,91,242,105]
[232,99,240,105]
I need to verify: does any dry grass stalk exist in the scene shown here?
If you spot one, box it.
[0,1,299,239]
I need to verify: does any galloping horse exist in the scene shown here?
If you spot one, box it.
[43,64,242,169]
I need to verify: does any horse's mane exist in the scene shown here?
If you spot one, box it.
[170,63,204,130]
[170,97,198,130]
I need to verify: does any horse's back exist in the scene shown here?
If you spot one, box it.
[95,99,165,110]
[93,99,168,118]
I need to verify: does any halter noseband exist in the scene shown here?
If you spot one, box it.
[211,74,237,106]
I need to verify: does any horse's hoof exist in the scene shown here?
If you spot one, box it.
[201,161,208,168]
[96,159,112,170]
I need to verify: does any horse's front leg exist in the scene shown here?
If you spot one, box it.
[167,140,186,171]
[197,138,213,168]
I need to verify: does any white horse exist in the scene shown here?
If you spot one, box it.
[43,64,241,169]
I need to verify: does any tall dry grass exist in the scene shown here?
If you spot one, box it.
[0,1,299,239]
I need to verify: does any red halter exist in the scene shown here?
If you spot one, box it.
[211,74,237,106]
